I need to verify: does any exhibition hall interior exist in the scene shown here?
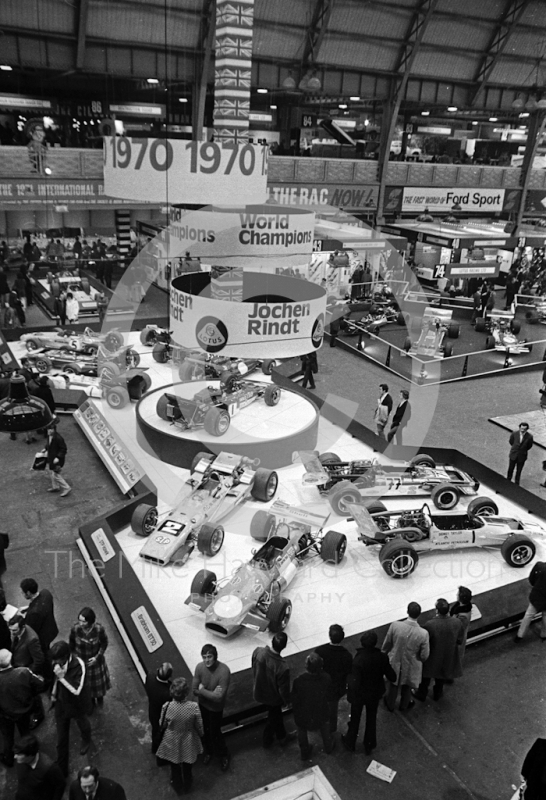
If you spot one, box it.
[2,1,546,799]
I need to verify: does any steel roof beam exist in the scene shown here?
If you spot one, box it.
[76,0,89,70]
[470,0,533,105]
[193,0,215,141]
[301,0,334,67]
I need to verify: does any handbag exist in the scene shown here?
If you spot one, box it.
[32,451,48,471]
[155,702,171,767]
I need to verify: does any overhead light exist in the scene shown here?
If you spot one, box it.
[146,78,159,84]
[0,65,12,71]
[512,95,525,109]
[306,71,322,91]
[421,111,430,116]
[44,167,52,175]
[525,96,538,111]
[364,119,369,126]
[0,375,54,433]
[537,98,546,109]
[257,88,268,94]
[447,106,458,112]
[270,105,277,109]
[339,104,347,109]
[489,117,498,122]
[472,121,479,125]
[281,72,297,91]
[178,98,188,103]
[519,112,530,118]
[349,96,360,101]
[519,124,527,129]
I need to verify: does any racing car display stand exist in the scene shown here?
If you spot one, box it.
[75,367,546,724]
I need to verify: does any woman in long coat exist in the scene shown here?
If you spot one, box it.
[69,606,111,707]
[156,677,204,795]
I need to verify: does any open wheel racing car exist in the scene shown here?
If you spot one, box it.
[185,500,346,637]
[298,451,479,511]
[348,496,541,578]
[134,451,278,566]
[21,327,123,355]
[404,307,459,359]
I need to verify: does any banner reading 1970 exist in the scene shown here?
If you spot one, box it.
[103,137,269,204]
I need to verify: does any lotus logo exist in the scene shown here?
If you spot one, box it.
[311,314,324,348]
[196,316,228,353]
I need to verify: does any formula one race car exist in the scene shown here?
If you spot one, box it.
[185,500,346,637]
[139,324,171,347]
[176,352,277,382]
[480,311,532,354]
[404,307,459,359]
[297,451,479,511]
[21,327,123,355]
[525,301,546,325]
[475,308,520,334]
[96,344,141,379]
[134,451,278,566]
[157,376,281,437]
[349,497,542,578]
[46,275,101,315]
[25,349,98,377]
[100,367,152,409]
[340,303,405,337]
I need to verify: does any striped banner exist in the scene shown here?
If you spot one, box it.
[213,0,254,144]
[115,209,132,255]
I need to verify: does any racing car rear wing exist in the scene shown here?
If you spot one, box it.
[293,451,331,486]
[268,498,330,530]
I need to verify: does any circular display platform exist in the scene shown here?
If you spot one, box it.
[136,379,319,469]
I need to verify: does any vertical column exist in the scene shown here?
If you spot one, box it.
[115,209,132,255]
[213,0,254,144]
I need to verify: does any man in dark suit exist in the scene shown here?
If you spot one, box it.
[341,630,396,755]
[387,389,411,444]
[8,614,45,675]
[374,384,393,439]
[14,734,66,800]
[507,422,534,485]
[20,578,59,654]
[144,662,172,753]
[45,421,71,497]
[69,765,127,800]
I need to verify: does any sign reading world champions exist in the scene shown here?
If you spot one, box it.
[170,272,326,358]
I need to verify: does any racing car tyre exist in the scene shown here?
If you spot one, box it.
[467,496,499,516]
[25,339,40,351]
[525,311,540,325]
[219,371,238,393]
[475,318,486,332]
[152,343,170,363]
[128,373,152,399]
[104,331,124,351]
[62,364,81,375]
[197,524,225,556]
[106,386,130,409]
[140,327,159,346]
[125,349,140,368]
[190,569,217,596]
[81,278,90,295]
[379,540,419,578]
[404,336,412,352]
[251,468,278,502]
[85,344,99,356]
[328,480,363,517]
[264,385,281,406]
[156,394,179,421]
[430,483,460,510]
[510,320,521,335]
[396,312,405,325]
[100,361,120,382]
[178,361,205,381]
[131,503,158,536]
[261,359,276,375]
[485,337,495,350]
[443,342,454,358]
[250,511,276,542]
[319,452,342,465]
[409,455,436,469]
[266,597,292,633]
[500,534,536,568]
[34,356,52,374]
[447,322,460,339]
[203,406,230,436]
[320,531,347,564]
[365,500,388,514]
[191,451,214,473]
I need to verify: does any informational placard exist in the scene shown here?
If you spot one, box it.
[130,606,163,653]
[103,137,269,204]
[74,399,144,494]
[268,183,378,210]
[401,187,505,213]
[170,272,326,358]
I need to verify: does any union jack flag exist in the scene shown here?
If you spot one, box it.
[216,37,253,58]
[217,0,254,28]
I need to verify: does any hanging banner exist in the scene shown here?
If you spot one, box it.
[169,272,326,357]
[103,137,269,204]
[400,188,506,213]
[268,184,378,210]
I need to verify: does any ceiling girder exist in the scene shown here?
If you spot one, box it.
[301,0,334,67]
[76,0,90,70]
[470,0,533,105]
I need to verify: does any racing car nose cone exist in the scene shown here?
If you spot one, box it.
[213,595,243,619]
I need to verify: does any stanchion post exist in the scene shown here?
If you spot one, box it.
[461,355,468,377]
[385,346,391,367]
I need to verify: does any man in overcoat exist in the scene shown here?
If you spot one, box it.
[515,561,546,642]
[415,599,464,702]
[507,422,534,485]
[382,602,430,711]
